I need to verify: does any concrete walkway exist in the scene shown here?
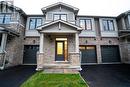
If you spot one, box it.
[80,64,130,87]
[0,65,36,87]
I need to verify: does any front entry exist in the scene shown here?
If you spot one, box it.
[55,38,68,61]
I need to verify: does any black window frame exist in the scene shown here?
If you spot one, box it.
[0,4,2,12]
[0,3,8,13]
[102,20,115,31]
[53,14,67,21]
[0,33,2,46]
[79,19,92,30]
[29,18,42,30]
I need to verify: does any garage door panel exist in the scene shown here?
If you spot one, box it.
[80,46,97,64]
[23,45,39,64]
[101,45,120,63]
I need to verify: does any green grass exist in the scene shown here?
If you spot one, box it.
[20,72,88,87]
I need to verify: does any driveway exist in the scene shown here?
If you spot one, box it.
[0,65,36,87]
[80,64,130,87]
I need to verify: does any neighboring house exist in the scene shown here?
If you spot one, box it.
[117,11,130,63]
[0,1,26,70]
[0,1,130,71]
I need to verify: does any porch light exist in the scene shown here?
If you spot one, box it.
[86,40,87,43]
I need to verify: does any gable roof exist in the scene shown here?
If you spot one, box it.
[41,2,79,14]
[0,1,26,16]
[0,25,20,36]
[117,10,130,19]
[37,20,82,31]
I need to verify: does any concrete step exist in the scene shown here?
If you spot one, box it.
[54,61,70,64]
[43,69,79,73]
[42,64,70,69]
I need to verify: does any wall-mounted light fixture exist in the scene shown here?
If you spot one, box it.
[109,40,112,44]
[33,40,36,44]
[86,40,88,44]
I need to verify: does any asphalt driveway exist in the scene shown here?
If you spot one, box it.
[0,65,36,87]
[80,64,130,87]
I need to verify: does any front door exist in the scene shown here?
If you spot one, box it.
[55,38,68,61]
[56,41,64,61]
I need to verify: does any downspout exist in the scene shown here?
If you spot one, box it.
[0,33,8,70]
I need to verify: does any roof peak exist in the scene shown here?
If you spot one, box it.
[41,2,79,14]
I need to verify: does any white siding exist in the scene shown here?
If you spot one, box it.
[77,17,96,37]
[99,18,118,37]
[25,30,40,36]
[25,17,44,36]
[45,7,75,24]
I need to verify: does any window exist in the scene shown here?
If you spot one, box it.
[0,14,11,24]
[53,14,67,21]
[128,15,130,26]
[0,34,2,46]
[4,14,11,24]
[80,19,92,30]
[29,18,42,30]
[0,4,2,12]
[103,20,115,31]
[0,14,4,23]
[79,46,95,50]
[54,14,59,20]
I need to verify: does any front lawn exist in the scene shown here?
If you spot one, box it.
[20,72,88,87]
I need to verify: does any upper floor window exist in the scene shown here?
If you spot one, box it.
[79,19,92,30]
[53,14,67,21]
[128,15,130,26]
[29,18,42,30]
[0,14,11,24]
[103,20,115,31]
[0,34,2,46]
[0,3,8,13]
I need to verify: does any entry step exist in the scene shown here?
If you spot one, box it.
[43,69,79,73]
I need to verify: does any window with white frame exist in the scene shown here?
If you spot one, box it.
[103,20,115,31]
[0,14,11,24]
[79,19,92,30]
[29,18,42,30]
[53,14,67,21]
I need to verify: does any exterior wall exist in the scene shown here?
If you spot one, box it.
[24,37,40,45]
[68,35,75,52]
[5,25,25,67]
[79,37,119,45]
[119,38,130,63]
[43,35,55,64]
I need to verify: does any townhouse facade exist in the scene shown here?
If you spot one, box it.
[0,1,130,71]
